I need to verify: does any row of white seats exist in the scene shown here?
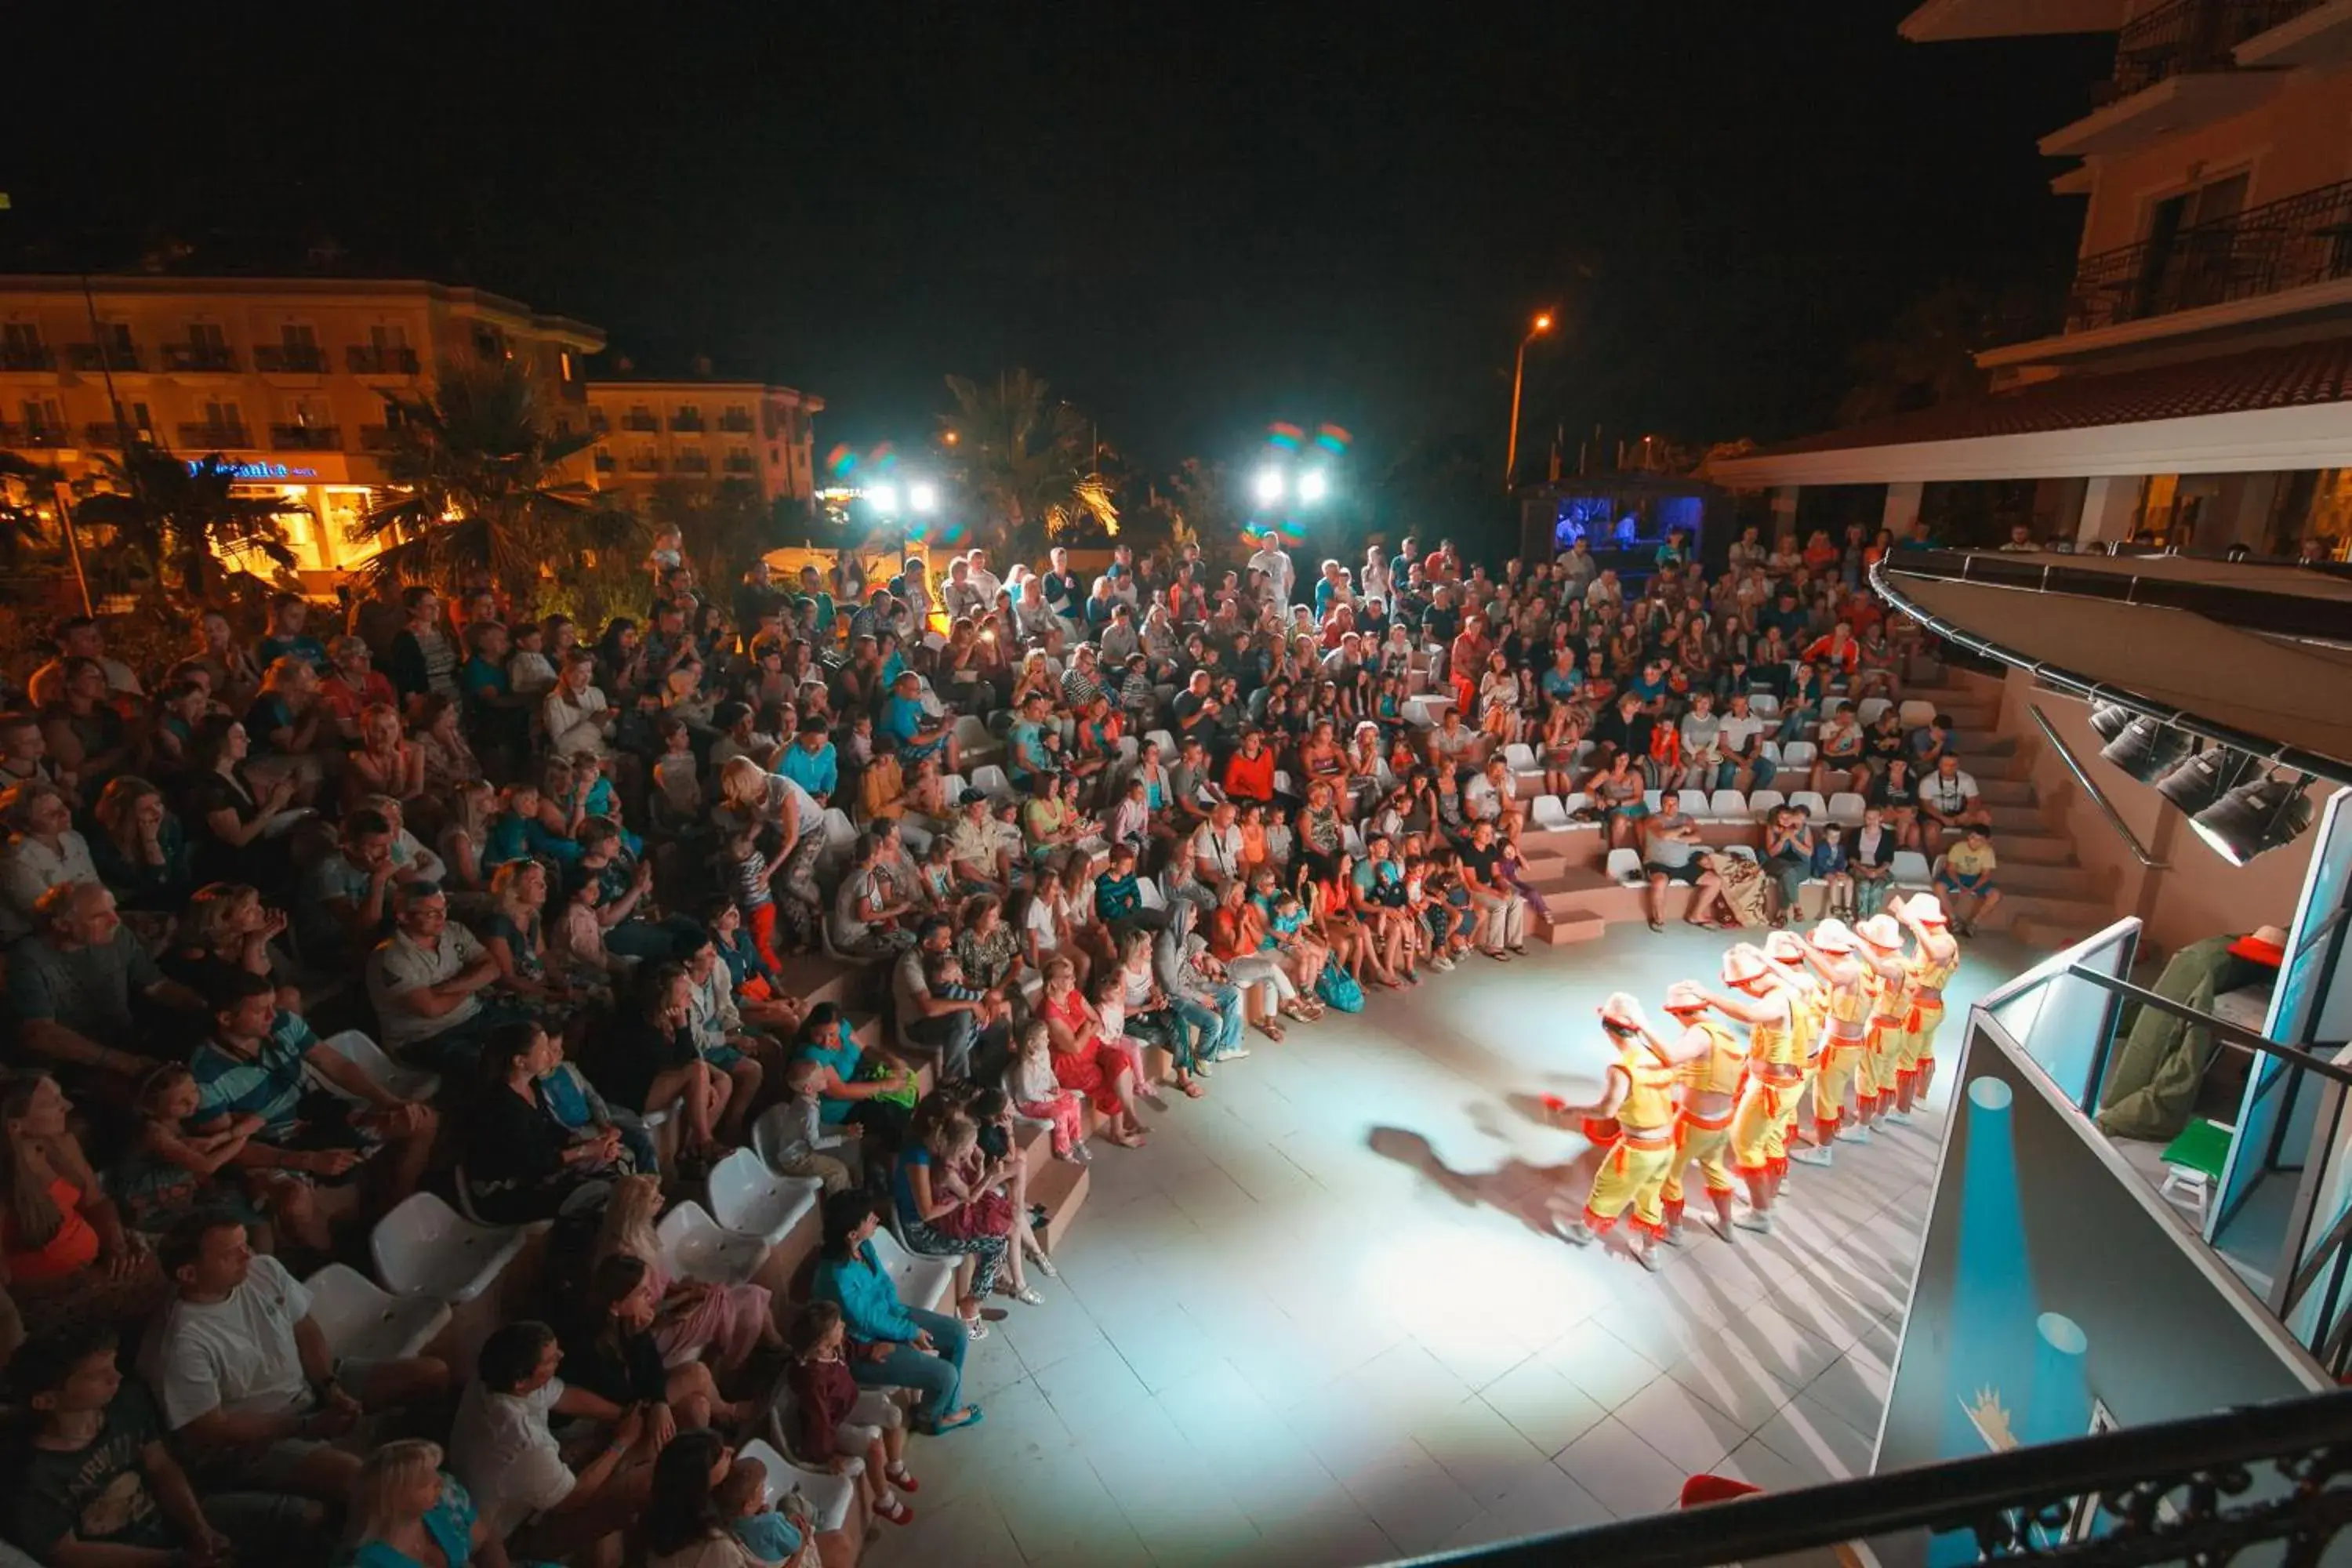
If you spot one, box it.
[1605,844,1940,887]
[1529,788,1872,831]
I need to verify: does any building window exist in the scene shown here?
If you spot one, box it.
[0,321,45,370]
[671,405,705,432]
[623,405,658,432]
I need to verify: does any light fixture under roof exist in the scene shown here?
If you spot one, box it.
[2190,773,2315,867]
[2154,746,2261,817]
[2100,716,2193,783]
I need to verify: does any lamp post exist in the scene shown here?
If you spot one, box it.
[1504,311,1553,494]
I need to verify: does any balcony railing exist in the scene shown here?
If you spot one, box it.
[719,412,755,433]
[254,344,328,374]
[2100,0,2321,100]
[626,456,663,474]
[724,454,757,474]
[0,421,70,447]
[674,452,711,474]
[2067,175,2352,331]
[620,413,659,432]
[67,343,143,373]
[82,423,154,447]
[0,343,56,372]
[670,413,706,432]
[176,422,252,449]
[160,343,238,373]
[270,423,342,450]
[346,344,420,376]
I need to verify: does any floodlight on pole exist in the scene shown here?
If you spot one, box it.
[1252,468,1286,506]
[907,481,941,514]
[1297,470,1330,505]
[1504,310,1556,495]
[866,481,901,516]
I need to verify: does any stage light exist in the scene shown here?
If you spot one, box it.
[2088,702,2136,743]
[1297,470,1330,504]
[866,481,900,515]
[2154,746,2258,816]
[1252,468,1286,506]
[907,481,940,514]
[2190,772,2314,866]
[2099,716,2192,783]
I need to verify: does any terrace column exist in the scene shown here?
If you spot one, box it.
[1882,480,1923,538]
[1769,485,1802,542]
[2076,475,2143,548]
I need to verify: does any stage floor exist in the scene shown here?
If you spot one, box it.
[866,924,2036,1568]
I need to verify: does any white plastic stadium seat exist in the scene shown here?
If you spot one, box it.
[1147,729,1178,758]
[1857,697,1891,725]
[819,807,858,851]
[305,1263,451,1363]
[1642,789,1664,815]
[656,1199,768,1287]
[1531,795,1569,830]
[310,1029,440,1105]
[1341,825,1365,858]
[1748,693,1780,719]
[1559,791,1593,821]
[372,1193,528,1305]
[1828,792,1867,826]
[1899,699,1936,730]
[870,1226,958,1313]
[937,773,968,807]
[1138,878,1167,911]
[1747,789,1786,820]
[1606,848,1645,886]
[1891,850,1934,887]
[897,819,933,855]
[970,764,1013,801]
[1273,770,1296,797]
[738,1437,857,1537]
[1504,743,1537,773]
[713,1144,826,1243]
[1722,844,1759,862]
[1672,789,1708,819]
[1116,734,1139,763]
[1708,789,1747,820]
[951,713,993,753]
[1778,742,1817,771]
[1788,790,1829,820]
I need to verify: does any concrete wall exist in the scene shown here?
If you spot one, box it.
[1995,666,2318,959]
[1872,1019,2328,1566]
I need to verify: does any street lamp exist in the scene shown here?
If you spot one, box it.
[1504,311,1554,494]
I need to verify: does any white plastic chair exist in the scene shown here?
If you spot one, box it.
[1748,692,1781,720]
[1531,795,1569,830]
[710,1146,824,1245]
[656,1199,768,1287]
[1146,729,1178,758]
[1779,742,1817,772]
[372,1193,528,1304]
[1899,699,1936,730]
[1559,791,1593,821]
[897,818,933,855]
[1116,734,1139,764]
[1891,850,1935,887]
[870,1226,958,1313]
[1606,848,1645,886]
[1641,789,1664,815]
[310,1029,440,1105]
[951,713,993,753]
[819,806,858,851]
[306,1263,451,1363]
[1138,878,1167,911]
[922,630,948,652]
[739,1436,857,1536]
[937,772,968,804]
[1709,789,1747,820]
[1789,789,1829,820]
[1828,792,1867,826]
[1748,789,1787,820]
[1504,742,1537,773]
[1675,789,1711,819]
[970,764,1012,800]
[1341,824,1365,858]
[1722,844,1759,862]
[1273,770,1296,797]
[1857,697,1891,726]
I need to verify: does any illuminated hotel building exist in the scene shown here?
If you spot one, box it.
[0,274,604,590]
[582,378,824,514]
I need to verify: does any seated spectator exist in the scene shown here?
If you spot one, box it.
[1641,797,1724,934]
[1762,804,1817,924]
[42,658,135,788]
[140,1212,449,1502]
[783,1300,917,1528]
[891,915,1009,1082]
[1850,804,1900,917]
[794,1002,916,1151]
[344,702,427,807]
[241,656,328,803]
[642,1429,782,1568]
[1917,753,1991,839]
[366,880,514,1070]
[300,806,400,971]
[448,1319,655,1564]
[6,1322,325,1563]
[1935,823,2003,937]
[554,1254,752,1435]
[161,880,299,1011]
[596,1173,779,1375]
[2,1073,168,1337]
[808,1192,979,1436]
[0,780,98,942]
[585,962,727,1159]
[183,716,299,887]
[29,617,144,711]
[88,775,197,915]
[256,592,328,671]
[10,882,206,1088]
[319,636,397,745]
[339,1439,495,1568]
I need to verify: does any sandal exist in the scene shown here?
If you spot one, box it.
[1004,1283,1045,1305]
[960,1314,990,1340]
[1257,1019,1287,1042]
[878,1496,915,1526]
[1179,1078,1206,1099]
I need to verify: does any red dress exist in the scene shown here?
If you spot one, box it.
[1039,989,1128,1116]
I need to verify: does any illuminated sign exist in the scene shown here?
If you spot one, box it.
[191,459,318,481]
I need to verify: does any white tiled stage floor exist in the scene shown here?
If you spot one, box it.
[868,925,2033,1568]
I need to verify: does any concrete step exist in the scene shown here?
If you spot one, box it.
[1032,1156,1091,1255]
[1994,892,2115,936]
[1017,1116,1056,1186]
[1993,831,2074,864]
[1989,860,2099,898]
[771,954,869,1010]
[1533,908,1609,945]
[1962,750,2035,782]
[1977,777,2036,806]
[1987,802,2047,833]
[2013,913,2119,950]
[1950,728,2017,756]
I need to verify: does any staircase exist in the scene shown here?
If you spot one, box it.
[1522,665,2116,949]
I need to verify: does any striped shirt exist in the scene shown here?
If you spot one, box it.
[190,1013,318,1134]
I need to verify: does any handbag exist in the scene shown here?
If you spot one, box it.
[1315,964,1366,1014]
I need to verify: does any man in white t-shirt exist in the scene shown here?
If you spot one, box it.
[1247,539,1295,608]
[1917,754,1991,837]
[452,1321,654,1561]
[1189,798,1246,905]
[140,1214,448,1501]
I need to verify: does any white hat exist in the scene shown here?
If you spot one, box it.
[1855,914,1903,950]
[1599,991,1649,1029]
[1663,980,1711,1014]
[1722,945,1770,985]
[1905,894,1950,927]
[1810,919,1859,955]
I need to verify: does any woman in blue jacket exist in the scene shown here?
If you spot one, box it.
[808,1191,982,1436]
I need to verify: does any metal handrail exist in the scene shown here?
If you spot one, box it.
[1407,1388,2352,1567]
[2027,703,2167,869]
[2062,962,2352,1085]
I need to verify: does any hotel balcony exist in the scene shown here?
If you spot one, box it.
[346,344,421,376]
[2041,0,2320,156]
[626,455,663,474]
[674,452,711,474]
[669,412,706,433]
[0,343,56,372]
[176,421,252,449]
[620,413,659,433]
[82,422,155,447]
[723,453,756,475]
[67,343,143,373]
[254,344,329,374]
[270,423,343,450]
[159,343,238,373]
[719,412,755,433]
[0,421,71,447]
[2064,174,2352,330]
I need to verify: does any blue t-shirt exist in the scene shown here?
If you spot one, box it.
[339,1474,477,1567]
[794,1026,862,1126]
[881,694,928,750]
[731,1511,806,1564]
[190,1012,318,1136]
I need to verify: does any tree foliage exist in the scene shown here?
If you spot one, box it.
[937,369,1114,554]
[1836,281,2050,427]
[0,451,64,571]
[71,445,303,603]
[355,356,638,595]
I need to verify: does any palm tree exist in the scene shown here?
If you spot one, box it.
[71,445,304,603]
[937,369,1116,553]
[0,451,64,570]
[648,475,773,588]
[354,356,635,595]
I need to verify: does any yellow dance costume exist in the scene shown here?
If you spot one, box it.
[1730,1002,1806,1178]
[1859,960,1908,1115]
[1581,1042,1682,1238]
[1661,1019,1748,1224]
[1812,974,1874,1141]
[1773,985,1823,1160]
[1893,942,1960,1086]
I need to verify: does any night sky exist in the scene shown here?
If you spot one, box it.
[9,4,2110,475]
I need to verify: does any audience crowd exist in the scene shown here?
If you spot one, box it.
[0,511,1990,1565]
